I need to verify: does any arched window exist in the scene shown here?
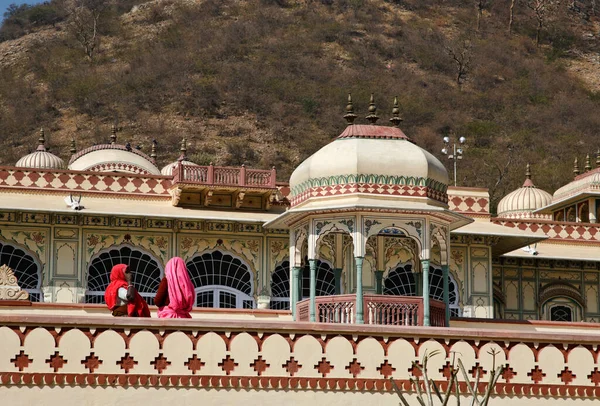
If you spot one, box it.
[301,260,335,299]
[270,260,290,310]
[186,250,254,309]
[0,241,42,302]
[550,305,573,322]
[579,202,590,223]
[86,246,163,305]
[384,264,460,316]
[554,211,564,221]
[539,282,583,322]
[566,206,576,222]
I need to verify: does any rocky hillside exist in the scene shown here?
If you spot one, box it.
[1,0,600,209]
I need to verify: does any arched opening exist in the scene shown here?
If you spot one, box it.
[554,210,564,221]
[0,241,42,301]
[538,281,584,322]
[186,250,254,309]
[301,259,335,299]
[566,206,576,222]
[86,245,163,304]
[579,202,590,223]
[270,260,290,310]
[384,264,460,316]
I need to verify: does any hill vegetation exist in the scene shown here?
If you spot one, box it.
[0,0,600,209]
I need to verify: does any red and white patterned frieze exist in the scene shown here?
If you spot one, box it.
[493,218,600,242]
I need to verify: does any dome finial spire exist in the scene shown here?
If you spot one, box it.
[365,93,379,124]
[596,148,600,167]
[389,96,403,127]
[177,138,188,161]
[574,157,580,177]
[70,137,76,154]
[526,163,531,179]
[585,153,592,172]
[343,93,357,125]
[522,163,535,187]
[37,128,46,151]
[150,140,158,162]
[110,125,117,144]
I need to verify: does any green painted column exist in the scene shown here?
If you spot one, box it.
[355,257,364,324]
[291,266,301,320]
[333,268,342,294]
[421,259,430,326]
[309,259,317,322]
[374,270,384,294]
[442,264,450,327]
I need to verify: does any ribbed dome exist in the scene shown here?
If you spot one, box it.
[15,129,65,170]
[289,124,449,208]
[161,159,199,176]
[497,165,552,219]
[160,138,199,176]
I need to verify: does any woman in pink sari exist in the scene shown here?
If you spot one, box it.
[155,257,195,318]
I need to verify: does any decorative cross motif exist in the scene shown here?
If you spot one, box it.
[11,350,32,371]
[151,354,171,374]
[283,357,301,377]
[502,365,516,383]
[439,361,454,380]
[315,357,333,377]
[588,367,600,386]
[469,362,486,378]
[559,367,576,385]
[528,366,546,384]
[219,355,238,376]
[46,351,67,372]
[345,358,364,378]
[117,353,138,373]
[250,356,270,376]
[378,360,396,378]
[82,352,103,373]
[408,361,423,378]
[185,355,205,374]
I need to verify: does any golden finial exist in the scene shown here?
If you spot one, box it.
[36,128,46,151]
[365,93,379,124]
[150,140,157,161]
[343,93,357,125]
[389,96,403,127]
[180,137,187,154]
[585,154,592,172]
[597,148,600,166]
[110,125,117,144]
[70,137,76,154]
[574,157,580,176]
[526,163,531,179]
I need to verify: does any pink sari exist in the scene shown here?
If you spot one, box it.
[157,257,195,318]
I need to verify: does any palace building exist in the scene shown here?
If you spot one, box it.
[2,98,600,404]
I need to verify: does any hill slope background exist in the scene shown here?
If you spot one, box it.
[0,0,600,210]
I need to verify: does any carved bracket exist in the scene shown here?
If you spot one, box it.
[0,264,29,300]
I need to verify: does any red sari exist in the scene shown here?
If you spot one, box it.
[104,264,150,317]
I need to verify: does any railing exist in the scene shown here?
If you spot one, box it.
[296,294,446,327]
[173,162,276,188]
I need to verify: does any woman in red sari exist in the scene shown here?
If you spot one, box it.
[154,257,195,318]
[104,264,150,317]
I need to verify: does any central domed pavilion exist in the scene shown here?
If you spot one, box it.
[266,95,471,325]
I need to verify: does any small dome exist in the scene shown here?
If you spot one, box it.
[553,156,600,203]
[497,164,552,219]
[67,126,160,175]
[289,124,449,208]
[160,138,200,176]
[15,129,65,170]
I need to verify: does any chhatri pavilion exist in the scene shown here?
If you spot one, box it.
[1,96,600,404]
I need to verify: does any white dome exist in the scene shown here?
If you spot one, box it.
[68,144,160,175]
[16,129,64,170]
[161,159,200,176]
[553,169,600,203]
[289,124,449,208]
[497,169,552,219]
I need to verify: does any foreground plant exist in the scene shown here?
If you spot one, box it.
[390,347,503,406]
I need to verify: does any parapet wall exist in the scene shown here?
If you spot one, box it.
[1,311,600,404]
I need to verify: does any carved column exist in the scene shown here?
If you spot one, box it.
[309,259,317,322]
[355,257,364,324]
[291,266,302,320]
[442,264,450,327]
[421,259,430,326]
[374,270,384,294]
[333,268,342,294]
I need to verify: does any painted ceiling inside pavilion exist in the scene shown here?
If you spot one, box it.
[2,93,600,325]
